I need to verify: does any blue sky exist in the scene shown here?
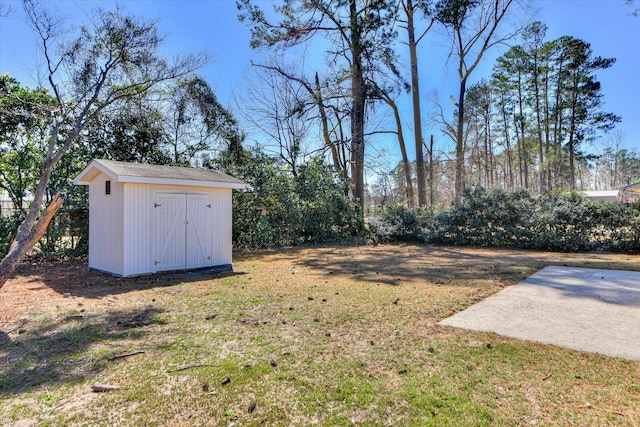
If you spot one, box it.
[1,0,638,171]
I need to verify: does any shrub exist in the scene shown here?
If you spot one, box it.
[0,210,25,258]
[426,187,534,247]
[367,204,433,243]
[295,159,362,242]
[37,205,89,258]
[214,149,361,249]
[426,187,640,253]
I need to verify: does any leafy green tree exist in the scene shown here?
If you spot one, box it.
[522,22,549,193]
[0,74,56,211]
[491,44,532,189]
[0,1,206,287]
[211,137,360,248]
[464,79,494,187]
[82,102,171,164]
[163,76,238,166]
[489,31,619,192]
[558,36,620,189]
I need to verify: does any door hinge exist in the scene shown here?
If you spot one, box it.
[206,204,211,208]
[154,260,160,265]
[206,256,211,260]
[154,203,162,208]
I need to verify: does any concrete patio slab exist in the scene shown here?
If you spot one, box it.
[439,266,640,361]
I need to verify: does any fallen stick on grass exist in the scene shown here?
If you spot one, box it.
[91,384,120,392]
[108,350,145,361]
[167,364,217,373]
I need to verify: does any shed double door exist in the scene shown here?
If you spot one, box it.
[154,193,212,271]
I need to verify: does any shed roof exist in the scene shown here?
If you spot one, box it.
[583,190,619,197]
[621,182,640,196]
[74,159,247,189]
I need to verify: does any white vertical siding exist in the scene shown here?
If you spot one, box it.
[122,183,153,276]
[88,173,124,275]
[93,182,233,277]
[211,189,233,265]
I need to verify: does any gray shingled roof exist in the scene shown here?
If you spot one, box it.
[94,159,245,185]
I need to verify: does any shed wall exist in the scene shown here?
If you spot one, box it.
[121,183,233,276]
[88,173,124,275]
[210,189,233,265]
[122,183,153,276]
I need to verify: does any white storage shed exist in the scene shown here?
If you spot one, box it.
[74,159,246,277]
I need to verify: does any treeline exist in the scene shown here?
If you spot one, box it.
[372,22,639,209]
[457,23,621,193]
[235,1,636,209]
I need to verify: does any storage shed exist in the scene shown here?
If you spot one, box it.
[582,190,619,203]
[620,182,640,203]
[74,159,246,277]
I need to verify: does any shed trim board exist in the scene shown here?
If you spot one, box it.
[114,176,246,188]
[75,160,243,277]
[74,159,247,189]
[622,182,640,196]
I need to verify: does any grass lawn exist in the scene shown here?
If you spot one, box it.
[1,244,639,426]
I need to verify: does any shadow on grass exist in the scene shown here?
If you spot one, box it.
[11,258,246,299]
[291,244,548,286]
[0,306,165,395]
[239,243,640,288]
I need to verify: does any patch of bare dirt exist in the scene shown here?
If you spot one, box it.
[0,258,223,334]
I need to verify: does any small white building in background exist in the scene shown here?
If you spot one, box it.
[582,190,619,203]
[619,183,640,203]
[74,159,246,277]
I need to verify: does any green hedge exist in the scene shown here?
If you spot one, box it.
[368,187,640,253]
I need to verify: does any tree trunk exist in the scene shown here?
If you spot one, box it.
[429,134,435,207]
[543,64,552,192]
[350,0,366,215]
[516,73,529,189]
[567,72,579,190]
[406,0,426,207]
[500,96,514,189]
[484,109,491,187]
[0,193,64,287]
[552,53,564,191]
[315,73,346,179]
[533,54,545,193]
[513,109,525,187]
[454,78,467,203]
[0,121,79,288]
[383,96,414,207]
